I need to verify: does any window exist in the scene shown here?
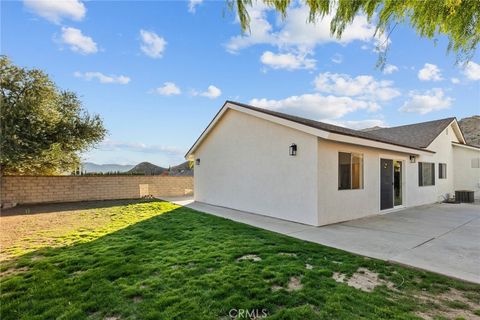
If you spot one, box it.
[338,152,364,190]
[439,163,447,179]
[419,162,435,186]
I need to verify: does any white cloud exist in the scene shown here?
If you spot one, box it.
[99,139,184,156]
[400,88,453,114]
[383,64,399,75]
[226,4,386,54]
[60,27,97,54]
[140,30,166,58]
[188,0,203,13]
[451,77,460,84]
[24,0,85,23]
[153,82,181,96]
[418,63,443,81]
[463,61,480,80]
[323,119,387,130]
[74,71,130,84]
[313,72,400,101]
[331,54,343,64]
[195,85,222,99]
[260,51,315,70]
[249,94,379,120]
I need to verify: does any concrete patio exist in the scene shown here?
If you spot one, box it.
[163,196,480,284]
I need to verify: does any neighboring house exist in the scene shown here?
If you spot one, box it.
[186,101,480,226]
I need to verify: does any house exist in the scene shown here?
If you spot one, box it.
[185,101,480,226]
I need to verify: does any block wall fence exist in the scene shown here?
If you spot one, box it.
[1,176,193,206]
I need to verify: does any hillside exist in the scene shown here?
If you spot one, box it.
[82,162,134,173]
[169,161,194,176]
[458,116,480,147]
[360,126,383,132]
[128,162,168,175]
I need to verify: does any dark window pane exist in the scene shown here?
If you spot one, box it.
[418,162,423,186]
[439,163,447,179]
[339,152,351,190]
[419,162,435,186]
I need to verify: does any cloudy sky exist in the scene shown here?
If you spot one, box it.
[3,0,479,166]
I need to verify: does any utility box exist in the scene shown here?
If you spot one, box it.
[455,190,474,203]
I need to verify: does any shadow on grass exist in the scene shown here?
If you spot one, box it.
[1,199,146,217]
[1,201,479,320]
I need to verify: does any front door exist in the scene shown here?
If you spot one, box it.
[380,159,393,210]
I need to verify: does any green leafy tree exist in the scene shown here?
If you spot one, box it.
[0,56,106,175]
[232,0,480,66]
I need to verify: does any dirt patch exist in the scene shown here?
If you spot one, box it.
[271,277,303,292]
[415,288,480,320]
[333,268,395,292]
[332,272,345,283]
[70,270,86,278]
[287,276,303,291]
[0,266,29,277]
[237,254,261,262]
[271,285,283,292]
[132,296,143,303]
[278,252,297,257]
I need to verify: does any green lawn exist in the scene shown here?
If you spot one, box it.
[1,200,479,319]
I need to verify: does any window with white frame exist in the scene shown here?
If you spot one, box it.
[338,152,364,190]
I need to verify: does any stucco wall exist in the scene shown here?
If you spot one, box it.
[452,145,480,199]
[317,123,462,225]
[194,109,319,225]
[317,138,410,225]
[406,124,459,206]
[1,176,193,205]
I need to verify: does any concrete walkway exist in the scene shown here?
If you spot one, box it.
[162,197,480,284]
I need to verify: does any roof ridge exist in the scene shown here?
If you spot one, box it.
[371,117,456,131]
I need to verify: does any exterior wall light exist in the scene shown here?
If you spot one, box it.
[410,155,416,163]
[289,143,297,156]
[196,158,201,165]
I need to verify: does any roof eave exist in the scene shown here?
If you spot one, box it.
[186,101,435,158]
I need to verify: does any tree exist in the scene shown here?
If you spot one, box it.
[0,56,106,175]
[232,0,480,66]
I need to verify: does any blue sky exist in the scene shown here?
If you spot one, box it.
[2,0,479,166]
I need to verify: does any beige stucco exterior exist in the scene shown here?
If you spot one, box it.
[189,104,477,226]
[452,144,480,199]
[194,109,319,225]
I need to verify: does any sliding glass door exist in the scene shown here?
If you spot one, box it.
[380,159,403,210]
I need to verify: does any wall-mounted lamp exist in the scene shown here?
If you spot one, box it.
[410,155,416,163]
[195,158,201,165]
[289,143,297,156]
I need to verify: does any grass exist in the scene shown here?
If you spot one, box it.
[1,199,479,319]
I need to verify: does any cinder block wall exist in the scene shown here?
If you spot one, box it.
[0,176,193,205]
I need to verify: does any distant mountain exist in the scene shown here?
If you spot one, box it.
[128,162,168,175]
[82,162,134,173]
[360,126,384,132]
[458,116,480,147]
[169,161,194,176]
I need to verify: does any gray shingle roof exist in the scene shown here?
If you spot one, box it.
[366,117,456,148]
[227,101,436,153]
